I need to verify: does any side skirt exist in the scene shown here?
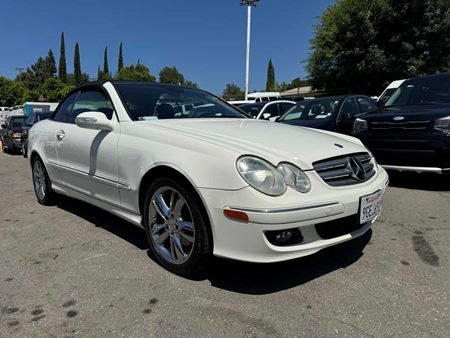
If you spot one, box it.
[52,183,144,228]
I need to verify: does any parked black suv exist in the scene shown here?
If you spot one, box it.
[353,73,450,174]
[21,111,52,157]
[1,115,26,154]
[278,95,379,135]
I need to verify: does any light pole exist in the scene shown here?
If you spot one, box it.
[241,0,260,100]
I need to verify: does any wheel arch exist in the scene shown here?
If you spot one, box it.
[138,165,215,249]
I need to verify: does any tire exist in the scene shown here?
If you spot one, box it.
[143,177,211,276]
[4,139,13,154]
[32,157,56,206]
[22,143,27,158]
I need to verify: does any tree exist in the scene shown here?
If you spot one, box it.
[59,32,67,82]
[17,50,57,91]
[266,59,275,91]
[0,77,32,106]
[118,42,124,72]
[183,80,198,88]
[115,63,156,81]
[307,0,450,94]
[67,73,89,86]
[74,42,82,85]
[222,83,244,100]
[103,47,110,78]
[41,78,74,102]
[97,66,102,80]
[159,66,184,84]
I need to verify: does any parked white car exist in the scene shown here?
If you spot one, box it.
[29,81,389,275]
[238,100,295,121]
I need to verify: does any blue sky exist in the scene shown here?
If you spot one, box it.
[0,0,333,94]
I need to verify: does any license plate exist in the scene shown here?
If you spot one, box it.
[359,190,383,224]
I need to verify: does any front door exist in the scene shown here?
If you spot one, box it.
[54,88,121,206]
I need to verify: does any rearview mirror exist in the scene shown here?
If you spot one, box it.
[75,112,113,131]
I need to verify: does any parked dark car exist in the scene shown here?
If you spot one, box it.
[277,95,379,134]
[353,73,450,174]
[1,115,26,154]
[21,111,52,157]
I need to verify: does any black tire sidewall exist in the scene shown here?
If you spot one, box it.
[32,157,55,205]
[143,177,211,276]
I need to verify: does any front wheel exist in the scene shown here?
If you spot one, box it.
[143,177,212,276]
[32,157,56,205]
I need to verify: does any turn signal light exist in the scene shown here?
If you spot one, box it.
[223,209,249,222]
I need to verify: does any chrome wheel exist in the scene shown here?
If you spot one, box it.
[33,160,46,200]
[148,187,195,265]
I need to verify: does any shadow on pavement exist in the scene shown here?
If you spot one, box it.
[56,196,149,250]
[387,170,450,191]
[56,195,371,294]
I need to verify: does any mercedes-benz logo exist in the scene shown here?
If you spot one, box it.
[347,157,366,181]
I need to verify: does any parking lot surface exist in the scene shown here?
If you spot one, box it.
[0,153,449,338]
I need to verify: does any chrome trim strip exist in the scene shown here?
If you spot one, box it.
[381,165,443,174]
[53,162,131,190]
[371,121,430,125]
[228,202,340,214]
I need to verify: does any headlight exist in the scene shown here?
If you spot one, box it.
[277,162,311,193]
[434,116,450,133]
[237,156,311,196]
[353,118,368,133]
[237,156,286,196]
[12,133,21,138]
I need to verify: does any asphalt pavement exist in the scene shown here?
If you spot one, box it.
[0,153,449,337]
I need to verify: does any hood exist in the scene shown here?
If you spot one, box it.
[10,127,23,133]
[365,104,450,122]
[137,119,366,170]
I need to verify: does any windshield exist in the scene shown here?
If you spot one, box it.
[385,76,450,107]
[116,84,246,120]
[239,104,264,117]
[10,116,26,127]
[378,88,397,106]
[279,98,341,121]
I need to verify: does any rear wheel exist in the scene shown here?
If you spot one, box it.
[144,177,211,276]
[32,157,56,205]
[22,143,27,158]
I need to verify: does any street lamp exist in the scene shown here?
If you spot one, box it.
[240,0,260,100]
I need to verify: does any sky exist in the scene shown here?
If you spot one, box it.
[0,0,334,94]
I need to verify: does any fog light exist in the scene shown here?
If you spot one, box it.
[265,228,303,246]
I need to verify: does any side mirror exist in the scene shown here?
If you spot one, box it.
[75,112,113,131]
[262,112,271,120]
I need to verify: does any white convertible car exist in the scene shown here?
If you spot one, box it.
[29,81,389,275]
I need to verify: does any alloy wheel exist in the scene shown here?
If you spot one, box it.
[33,160,46,200]
[148,187,196,265]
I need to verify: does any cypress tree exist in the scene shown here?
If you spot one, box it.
[74,42,82,85]
[118,42,124,72]
[103,47,109,77]
[59,32,67,82]
[97,66,102,80]
[266,59,275,91]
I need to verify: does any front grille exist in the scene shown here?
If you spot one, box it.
[315,214,364,239]
[370,120,430,130]
[313,152,376,187]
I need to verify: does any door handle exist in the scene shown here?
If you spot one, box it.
[56,130,65,141]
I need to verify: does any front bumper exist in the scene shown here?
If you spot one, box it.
[199,166,389,263]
